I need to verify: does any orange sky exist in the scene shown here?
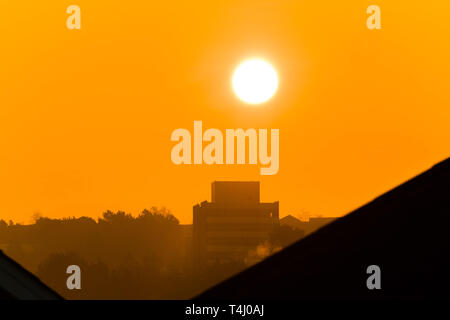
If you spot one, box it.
[0,1,449,224]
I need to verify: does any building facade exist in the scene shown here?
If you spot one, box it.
[193,181,279,267]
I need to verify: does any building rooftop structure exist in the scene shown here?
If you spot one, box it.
[280,215,337,236]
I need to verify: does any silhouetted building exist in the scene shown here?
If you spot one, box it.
[193,181,279,267]
[280,215,337,236]
[0,250,62,300]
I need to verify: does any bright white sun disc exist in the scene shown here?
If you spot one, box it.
[232,59,278,105]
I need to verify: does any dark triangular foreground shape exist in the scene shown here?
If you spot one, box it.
[197,158,450,299]
[0,250,62,299]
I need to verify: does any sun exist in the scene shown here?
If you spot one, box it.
[232,58,278,105]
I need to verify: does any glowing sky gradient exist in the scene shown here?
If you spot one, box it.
[0,1,449,224]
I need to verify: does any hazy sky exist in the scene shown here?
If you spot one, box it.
[1,1,449,224]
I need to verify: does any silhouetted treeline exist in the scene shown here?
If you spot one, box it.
[0,209,304,299]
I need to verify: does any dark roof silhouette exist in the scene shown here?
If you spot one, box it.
[0,250,62,300]
[197,158,450,299]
